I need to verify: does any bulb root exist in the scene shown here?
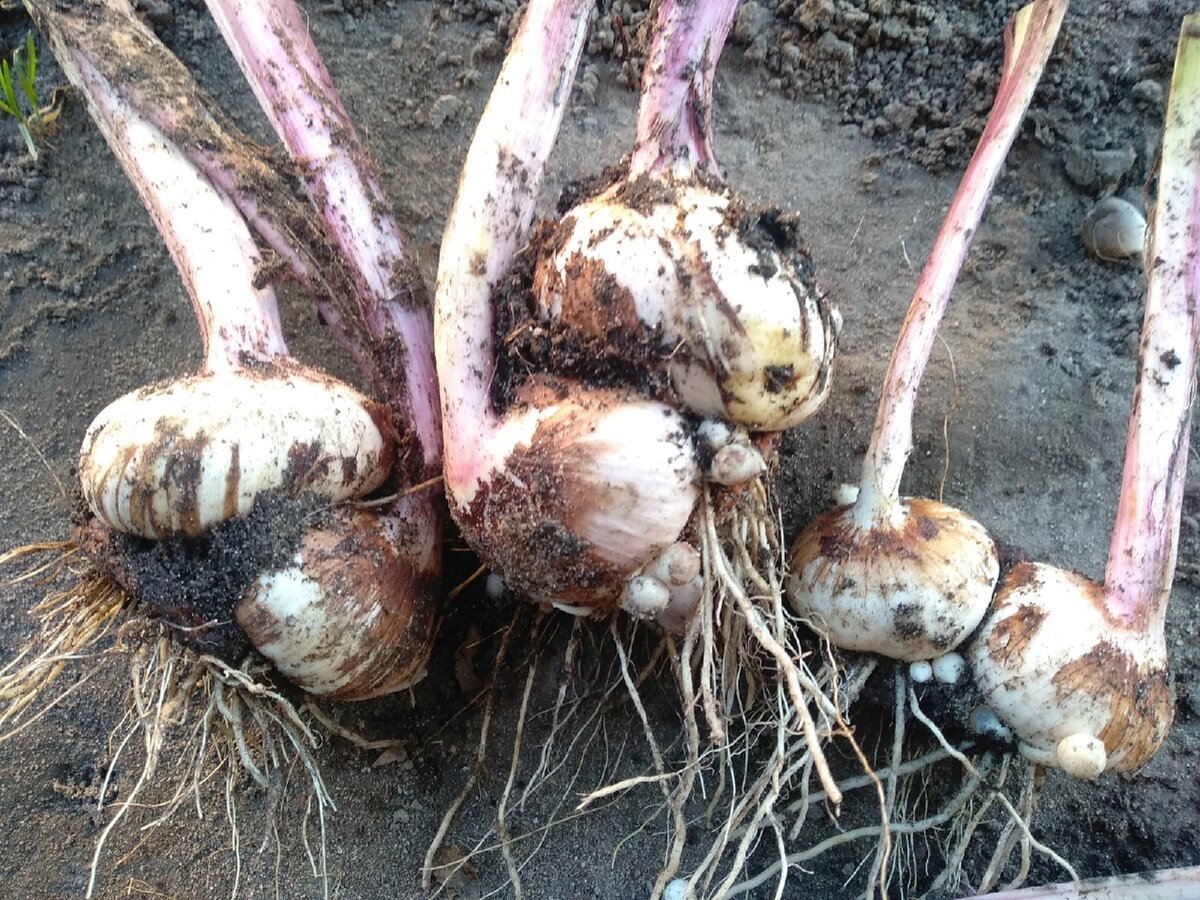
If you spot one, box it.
[0,543,334,899]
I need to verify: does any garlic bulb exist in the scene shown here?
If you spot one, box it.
[79,362,395,539]
[787,498,998,661]
[237,500,438,700]
[450,381,701,612]
[969,563,1171,775]
[532,176,840,431]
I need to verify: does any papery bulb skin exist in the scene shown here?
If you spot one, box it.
[786,498,998,661]
[453,380,701,612]
[968,562,1172,775]
[236,501,438,700]
[532,174,839,431]
[79,361,395,539]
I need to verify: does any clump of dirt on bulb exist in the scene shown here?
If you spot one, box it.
[73,488,335,661]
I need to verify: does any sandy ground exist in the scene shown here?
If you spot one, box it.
[1,1,1198,898]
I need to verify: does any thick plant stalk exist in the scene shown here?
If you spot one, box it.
[31,0,389,390]
[437,0,594,448]
[968,12,1200,776]
[786,0,1066,663]
[855,0,1068,524]
[1102,19,1200,632]
[629,0,739,177]
[34,0,393,541]
[205,0,441,478]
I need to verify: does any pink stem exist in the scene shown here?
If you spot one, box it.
[30,0,288,373]
[436,0,594,493]
[1103,26,1200,630]
[855,0,1066,525]
[960,865,1200,900]
[206,0,442,475]
[628,0,740,178]
[81,40,380,387]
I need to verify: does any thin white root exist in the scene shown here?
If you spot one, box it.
[83,639,332,900]
[906,686,1079,884]
[422,607,521,892]
[1,548,331,899]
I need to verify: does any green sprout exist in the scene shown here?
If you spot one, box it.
[0,32,49,160]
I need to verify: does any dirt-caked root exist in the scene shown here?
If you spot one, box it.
[1,542,134,733]
[626,478,866,899]
[419,478,870,900]
[1,546,334,899]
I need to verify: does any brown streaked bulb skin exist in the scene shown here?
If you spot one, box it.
[969,561,1172,776]
[452,379,702,614]
[786,497,999,662]
[79,360,396,540]
[531,175,840,432]
[237,502,439,701]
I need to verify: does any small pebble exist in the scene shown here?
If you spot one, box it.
[428,94,461,129]
[663,879,690,900]
[1130,79,1164,108]
[1080,197,1146,263]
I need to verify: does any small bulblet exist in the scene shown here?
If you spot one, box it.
[236,503,439,700]
[79,362,395,539]
[532,175,840,431]
[452,380,701,612]
[968,562,1172,775]
[786,498,998,661]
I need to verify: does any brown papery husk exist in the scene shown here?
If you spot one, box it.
[236,503,439,700]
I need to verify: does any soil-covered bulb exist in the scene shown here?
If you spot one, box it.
[786,497,999,661]
[968,562,1173,776]
[78,361,395,539]
[533,173,840,432]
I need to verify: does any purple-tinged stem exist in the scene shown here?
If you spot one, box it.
[1103,16,1200,631]
[29,0,288,374]
[854,0,1066,526]
[961,865,1200,900]
[436,0,595,495]
[628,0,740,178]
[206,0,442,476]
[35,0,381,383]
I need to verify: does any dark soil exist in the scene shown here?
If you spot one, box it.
[1,1,1197,898]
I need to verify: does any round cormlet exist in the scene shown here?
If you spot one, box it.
[1055,733,1107,780]
[909,660,934,683]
